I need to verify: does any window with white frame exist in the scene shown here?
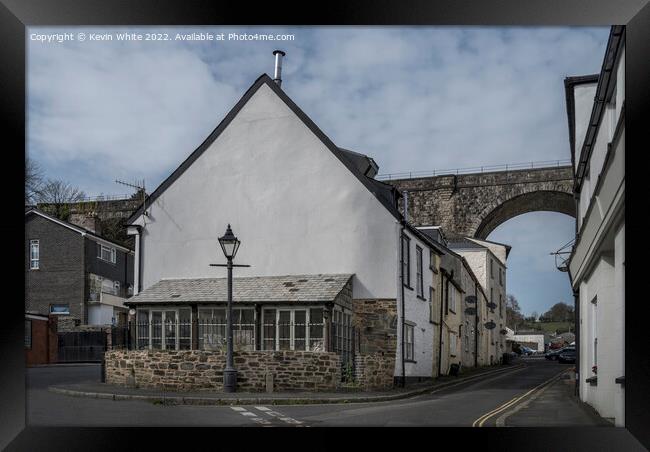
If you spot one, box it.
[50,304,69,315]
[449,285,456,312]
[416,245,424,298]
[405,323,415,361]
[449,331,457,356]
[262,307,324,351]
[98,243,116,264]
[136,308,192,350]
[198,307,254,351]
[30,239,39,269]
[401,235,411,288]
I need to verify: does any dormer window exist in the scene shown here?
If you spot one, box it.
[98,244,116,263]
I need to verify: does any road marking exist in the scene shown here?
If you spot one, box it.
[230,407,247,411]
[472,368,567,427]
[254,407,304,425]
[230,407,273,425]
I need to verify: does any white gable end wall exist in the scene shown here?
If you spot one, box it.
[136,82,399,300]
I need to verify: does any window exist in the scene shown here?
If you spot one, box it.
[429,286,435,322]
[429,250,436,271]
[50,304,69,315]
[30,240,39,269]
[98,244,116,264]
[137,308,192,350]
[25,320,32,349]
[449,331,457,357]
[490,259,494,279]
[405,324,415,361]
[401,235,411,288]
[198,307,254,351]
[416,246,424,298]
[591,298,598,369]
[263,307,324,351]
[499,268,503,286]
[499,294,503,317]
[490,288,494,312]
[449,286,456,312]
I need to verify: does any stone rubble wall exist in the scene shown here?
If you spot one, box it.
[354,353,395,391]
[105,350,341,392]
[352,299,397,390]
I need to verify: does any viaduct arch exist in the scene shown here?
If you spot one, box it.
[384,165,575,239]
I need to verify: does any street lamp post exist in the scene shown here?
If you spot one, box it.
[211,224,249,393]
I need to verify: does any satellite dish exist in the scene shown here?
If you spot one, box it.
[465,295,477,304]
[129,309,136,316]
[484,321,496,330]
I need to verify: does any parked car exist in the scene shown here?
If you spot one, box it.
[520,346,535,356]
[545,346,571,360]
[557,348,577,364]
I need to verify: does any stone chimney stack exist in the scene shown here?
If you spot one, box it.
[69,213,102,235]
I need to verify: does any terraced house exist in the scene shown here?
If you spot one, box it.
[115,61,448,392]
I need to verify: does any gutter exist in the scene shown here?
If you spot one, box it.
[474,281,479,368]
[438,270,444,377]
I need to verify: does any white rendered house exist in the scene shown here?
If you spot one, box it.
[565,26,625,426]
[125,70,445,384]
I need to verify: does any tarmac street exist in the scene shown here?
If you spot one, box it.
[26,359,604,427]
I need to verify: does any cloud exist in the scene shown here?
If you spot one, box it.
[28,26,609,195]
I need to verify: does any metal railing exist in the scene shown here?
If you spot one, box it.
[376,159,572,181]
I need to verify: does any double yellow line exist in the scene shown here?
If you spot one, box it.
[471,369,567,427]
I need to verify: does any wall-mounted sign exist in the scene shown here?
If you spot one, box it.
[484,321,496,330]
[464,307,477,316]
[465,295,477,304]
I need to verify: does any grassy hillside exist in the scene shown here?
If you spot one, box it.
[518,321,574,334]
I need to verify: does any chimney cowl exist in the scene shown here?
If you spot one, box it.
[273,50,285,87]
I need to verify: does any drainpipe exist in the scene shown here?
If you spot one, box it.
[474,282,479,368]
[399,222,406,388]
[438,271,445,377]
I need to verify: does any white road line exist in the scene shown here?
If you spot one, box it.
[230,407,247,411]
[254,406,304,425]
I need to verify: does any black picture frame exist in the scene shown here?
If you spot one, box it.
[3,0,647,450]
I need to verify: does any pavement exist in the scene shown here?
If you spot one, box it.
[47,361,526,405]
[498,366,613,427]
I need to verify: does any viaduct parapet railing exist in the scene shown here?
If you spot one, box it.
[376,159,572,181]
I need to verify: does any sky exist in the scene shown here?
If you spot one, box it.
[27,26,610,315]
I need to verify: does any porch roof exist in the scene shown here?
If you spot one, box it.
[126,273,353,305]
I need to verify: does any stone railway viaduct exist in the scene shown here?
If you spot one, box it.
[384,165,575,239]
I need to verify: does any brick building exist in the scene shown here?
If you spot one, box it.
[25,207,135,329]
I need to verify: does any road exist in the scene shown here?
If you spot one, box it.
[27,358,573,427]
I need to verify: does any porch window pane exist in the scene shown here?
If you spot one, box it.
[164,311,177,350]
[263,309,276,351]
[151,311,162,349]
[234,309,255,351]
[294,310,306,351]
[309,308,324,351]
[199,308,226,351]
[279,311,291,350]
[136,310,149,349]
[178,309,191,350]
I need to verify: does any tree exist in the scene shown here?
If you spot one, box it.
[25,158,44,204]
[542,302,575,323]
[36,179,86,220]
[505,294,525,330]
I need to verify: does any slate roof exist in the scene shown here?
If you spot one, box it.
[126,273,353,305]
[447,238,487,250]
